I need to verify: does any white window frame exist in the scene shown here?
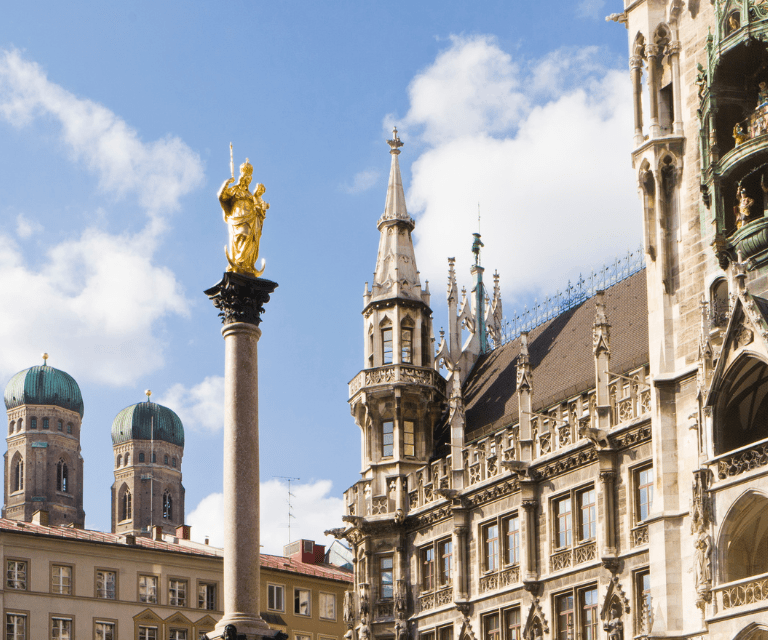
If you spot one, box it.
[319,591,336,620]
[268,583,285,612]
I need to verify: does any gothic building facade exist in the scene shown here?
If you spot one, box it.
[333,3,768,640]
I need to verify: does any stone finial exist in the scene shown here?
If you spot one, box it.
[593,291,611,356]
[387,127,404,155]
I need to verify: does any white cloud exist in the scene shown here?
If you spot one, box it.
[187,479,345,556]
[0,50,203,384]
[577,0,607,19]
[155,376,225,432]
[342,169,381,194]
[395,36,639,309]
[15,213,43,239]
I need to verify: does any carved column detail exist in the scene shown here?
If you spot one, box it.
[645,44,661,138]
[667,41,683,134]
[630,55,645,146]
[521,498,538,583]
[453,517,469,602]
[599,470,618,563]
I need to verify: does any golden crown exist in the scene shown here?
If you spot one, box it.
[240,158,253,177]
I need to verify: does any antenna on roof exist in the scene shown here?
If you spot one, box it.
[274,476,300,546]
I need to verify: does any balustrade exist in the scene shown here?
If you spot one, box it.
[714,572,768,610]
[714,438,768,480]
[349,364,446,398]
[551,549,572,572]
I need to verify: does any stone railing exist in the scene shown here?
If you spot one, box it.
[480,565,521,592]
[617,396,634,423]
[349,365,447,398]
[714,572,768,610]
[632,525,649,547]
[500,565,520,587]
[551,549,572,572]
[435,587,452,606]
[417,593,434,613]
[640,389,651,415]
[713,438,768,480]
[574,541,597,564]
[479,572,499,593]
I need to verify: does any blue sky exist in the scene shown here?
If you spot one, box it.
[0,1,639,553]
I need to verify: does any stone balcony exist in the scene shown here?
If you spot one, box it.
[348,364,447,399]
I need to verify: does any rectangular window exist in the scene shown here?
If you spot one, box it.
[578,488,596,542]
[401,328,413,363]
[169,631,187,640]
[484,522,499,572]
[439,538,452,586]
[581,587,599,640]
[319,592,336,620]
[484,613,500,640]
[421,546,435,592]
[6,614,26,640]
[43,418,49,430]
[57,420,63,432]
[6,560,27,590]
[95,622,115,640]
[504,515,520,566]
[636,570,651,634]
[382,420,394,457]
[438,626,453,640]
[51,618,72,640]
[420,633,435,640]
[198,582,217,610]
[30,417,36,430]
[139,575,158,604]
[295,635,311,640]
[504,608,522,640]
[169,578,187,607]
[382,328,393,364]
[556,594,574,640]
[138,628,157,640]
[637,466,654,522]
[294,588,311,616]
[380,556,394,599]
[404,420,415,457]
[268,584,285,612]
[96,570,116,599]
[52,565,72,595]
[555,497,573,549]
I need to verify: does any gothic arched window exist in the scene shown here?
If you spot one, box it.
[172,457,176,468]
[139,453,145,462]
[66,423,72,434]
[12,456,23,492]
[163,492,173,520]
[719,490,768,582]
[121,488,132,521]
[164,455,168,465]
[711,278,729,328]
[8,421,14,435]
[116,455,122,468]
[715,356,768,454]
[56,460,68,493]
[125,453,130,466]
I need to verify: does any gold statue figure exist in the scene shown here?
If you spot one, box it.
[218,153,269,277]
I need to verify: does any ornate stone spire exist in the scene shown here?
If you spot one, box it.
[382,127,410,223]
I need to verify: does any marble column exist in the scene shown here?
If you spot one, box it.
[206,271,278,640]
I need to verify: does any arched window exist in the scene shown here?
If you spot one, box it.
[121,488,132,521]
[116,455,122,468]
[66,423,72,434]
[8,421,14,435]
[30,417,37,430]
[57,420,63,432]
[164,455,168,465]
[715,356,768,454]
[719,491,768,582]
[172,457,177,468]
[163,492,173,520]
[12,456,23,492]
[17,419,22,431]
[139,453,145,462]
[152,453,156,463]
[125,453,130,466]
[711,278,729,328]
[56,460,69,493]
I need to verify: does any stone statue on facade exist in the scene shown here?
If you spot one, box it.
[343,591,355,627]
[219,154,270,277]
[357,622,370,640]
[694,528,712,597]
[603,607,624,640]
[737,186,754,229]
[394,580,408,620]
[395,619,409,640]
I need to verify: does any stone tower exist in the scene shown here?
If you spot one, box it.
[2,356,85,527]
[110,397,185,536]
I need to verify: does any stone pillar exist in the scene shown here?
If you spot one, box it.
[668,41,683,135]
[630,54,645,146]
[645,44,661,139]
[521,496,538,584]
[206,272,278,640]
[452,509,469,602]
[599,468,617,561]
[517,332,534,461]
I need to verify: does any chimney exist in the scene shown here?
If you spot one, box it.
[31,510,49,526]
[153,525,163,541]
[124,534,136,545]
[205,536,210,545]
[176,524,191,540]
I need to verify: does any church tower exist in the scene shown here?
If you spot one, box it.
[110,394,185,536]
[2,355,85,527]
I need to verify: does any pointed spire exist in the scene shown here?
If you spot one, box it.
[382,127,411,223]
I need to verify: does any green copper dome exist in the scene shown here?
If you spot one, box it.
[111,401,185,448]
[4,364,84,418]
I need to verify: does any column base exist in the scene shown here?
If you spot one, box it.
[209,615,285,640]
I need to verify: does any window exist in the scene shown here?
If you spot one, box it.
[555,586,599,640]
[139,453,145,462]
[483,613,500,640]
[294,588,311,615]
[96,570,116,599]
[382,327,393,364]
[125,453,130,466]
[172,457,177,468]
[57,420,62,432]
[199,582,217,610]
[43,417,49,430]
[51,618,72,639]
[6,560,27,589]
[163,492,173,519]
[554,496,573,549]
[66,423,72,434]
[8,421,14,435]
[17,419,22,431]
[319,592,336,620]
[636,570,651,634]
[404,420,415,457]
[164,455,169,465]
[139,575,158,603]
[30,417,36,430]
[51,564,72,594]
[483,522,499,572]
[401,328,413,363]
[169,631,187,640]
[636,466,654,522]
[504,515,520,566]
[555,593,574,640]
[13,457,23,492]
[581,587,599,640]
[421,324,430,366]
[380,556,393,599]
[169,578,187,607]
[268,584,285,611]
[138,627,157,640]
[295,635,311,640]
[152,453,156,463]
[5,613,26,640]
[95,622,115,640]
[116,455,122,468]
[421,546,435,592]
[420,632,435,640]
[504,608,522,640]
[56,460,68,493]
[438,538,452,586]
[438,626,453,640]
[121,490,131,521]
[382,420,394,457]
[578,488,596,542]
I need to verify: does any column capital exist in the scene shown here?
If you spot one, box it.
[629,55,644,70]
[522,498,538,511]
[667,41,682,56]
[599,470,617,483]
[645,44,661,58]
[205,272,278,327]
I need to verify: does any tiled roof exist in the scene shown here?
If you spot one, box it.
[260,552,353,583]
[460,269,649,441]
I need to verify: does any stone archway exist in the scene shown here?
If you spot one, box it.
[718,490,768,582]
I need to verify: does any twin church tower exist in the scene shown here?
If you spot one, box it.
[2,355,185,534]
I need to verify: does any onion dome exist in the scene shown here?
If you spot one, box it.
[4,359,84,418]
[111,401,185,448]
